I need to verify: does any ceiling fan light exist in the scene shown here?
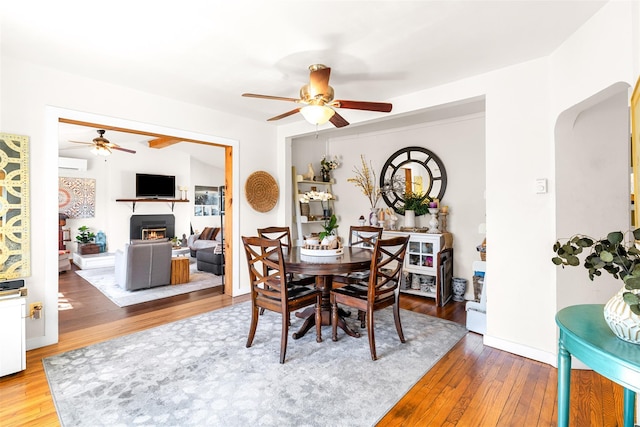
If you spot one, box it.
[91,145,110,156]
[300,105,335,125]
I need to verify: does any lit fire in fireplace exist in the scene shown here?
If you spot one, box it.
[141,227,167,240]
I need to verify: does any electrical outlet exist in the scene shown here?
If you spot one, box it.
[29,302,43,319]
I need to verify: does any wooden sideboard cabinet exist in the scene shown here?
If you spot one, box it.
[384,231,454,307]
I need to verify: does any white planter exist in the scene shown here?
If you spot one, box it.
[404,210,415,228]
[603,287,640,344]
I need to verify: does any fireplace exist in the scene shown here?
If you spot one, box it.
[130,214,175,241]
[141,227,167,240]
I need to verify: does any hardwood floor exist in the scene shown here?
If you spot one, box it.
[0,267,626,426]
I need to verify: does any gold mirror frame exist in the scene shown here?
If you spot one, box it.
[0,133,30,279]
[632,77,640,228]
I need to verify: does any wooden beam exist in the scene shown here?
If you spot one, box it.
[148,137,182,149]
[58,118,227,148]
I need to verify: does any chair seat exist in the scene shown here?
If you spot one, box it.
[332,283,368,297]
[287,284,318,299]
[333,271,370,285]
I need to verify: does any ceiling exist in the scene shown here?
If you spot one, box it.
[2,1,607,153]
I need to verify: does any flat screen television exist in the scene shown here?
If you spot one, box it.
[135,173,176,198]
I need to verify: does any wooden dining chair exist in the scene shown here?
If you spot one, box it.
[332,226,383,326]
[257,226,315,285]
[333,226,383,285]
[330,235,409,360]
[242,236,322,363]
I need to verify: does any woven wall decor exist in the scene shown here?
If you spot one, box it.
[245,171,278,212]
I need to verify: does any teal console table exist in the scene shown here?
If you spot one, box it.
[556,304,640,426]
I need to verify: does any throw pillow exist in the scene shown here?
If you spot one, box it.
[200,227,219,240]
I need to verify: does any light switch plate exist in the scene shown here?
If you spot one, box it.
[535,178,547,194]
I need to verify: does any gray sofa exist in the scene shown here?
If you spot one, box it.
[196,246,224,275]
[115,239,172,291]
[187,227,222,256]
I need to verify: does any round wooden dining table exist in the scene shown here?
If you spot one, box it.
[281,246,373,339]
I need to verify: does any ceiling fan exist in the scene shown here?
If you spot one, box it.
[69,130,137,156]
[242,64,393,128]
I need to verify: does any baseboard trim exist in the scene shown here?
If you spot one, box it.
[483,334,557,367]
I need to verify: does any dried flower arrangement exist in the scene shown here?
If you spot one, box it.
[347,155,380,209]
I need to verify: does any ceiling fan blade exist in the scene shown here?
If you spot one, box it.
[329,111,350,128]
[68,140,93,145]
[267,108,301,121]
[112,146,136,154]
[309,66,331,97]
[242,93,300,103]
[333,100,393,113]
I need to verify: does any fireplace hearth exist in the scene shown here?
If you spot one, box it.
[130,215,175,241]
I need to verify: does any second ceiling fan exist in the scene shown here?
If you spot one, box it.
[69,130,137,156]
[242,64,392,128]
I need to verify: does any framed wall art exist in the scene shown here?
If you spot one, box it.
[59,177,96,219]
[194,185,220,216]
[0,133,30,279]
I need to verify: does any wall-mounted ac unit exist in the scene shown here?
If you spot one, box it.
[58,157,87,171]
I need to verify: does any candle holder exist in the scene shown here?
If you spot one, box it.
[427,207,440,233]
[439,211,448,232]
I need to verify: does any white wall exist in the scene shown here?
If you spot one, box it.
[60,143,196,252]
[292,113,486,283]
[555,87,630,309]
[1,55,277,349]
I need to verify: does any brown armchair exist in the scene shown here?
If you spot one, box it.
[242,236,322,363]
[330,235,409,360]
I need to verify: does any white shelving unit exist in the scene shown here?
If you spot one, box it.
[292,166,337,245]
[384,231,454,306]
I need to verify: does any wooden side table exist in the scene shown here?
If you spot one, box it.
[170,257,190,285]
[556,304,640,427]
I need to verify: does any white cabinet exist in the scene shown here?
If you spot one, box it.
[385,231,454,306]
[0,297,26,377]
[292,166,336,245]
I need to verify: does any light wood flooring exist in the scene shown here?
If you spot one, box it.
[0,266,627,426]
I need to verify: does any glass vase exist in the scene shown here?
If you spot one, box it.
[369,208,379,226]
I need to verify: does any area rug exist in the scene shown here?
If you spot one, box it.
[43,302,467,426]
[74,262,222,307]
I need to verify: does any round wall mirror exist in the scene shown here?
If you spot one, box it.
[379,146,447,215]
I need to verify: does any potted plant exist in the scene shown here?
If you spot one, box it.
[75,226,99,255]
[398,190,431,216]
[552,228,640,343]
[319,214,339,243]
[320,155,339,182]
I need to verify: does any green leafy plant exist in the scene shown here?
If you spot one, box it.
[319,214,338,240]
[552,228,640,314]
[75,225,96,244]
[398,190,431,216]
